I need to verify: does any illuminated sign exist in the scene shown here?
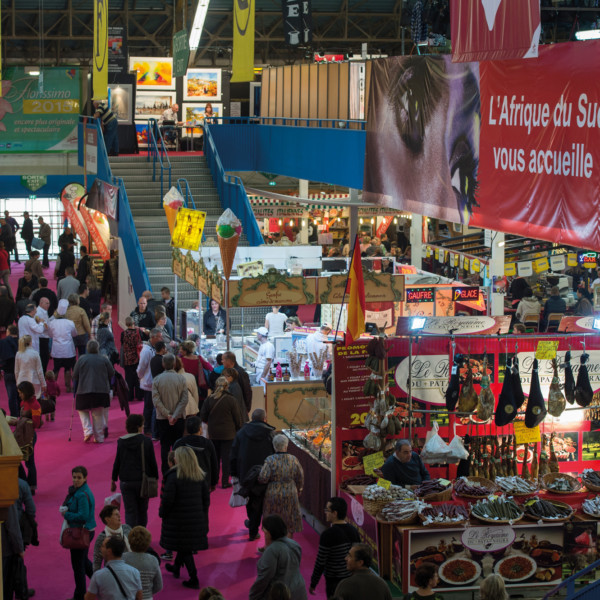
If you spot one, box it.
[453,287,480,302]
[406,288,434,303]
[578,251,598,265]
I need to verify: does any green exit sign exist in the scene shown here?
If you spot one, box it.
[173,30,190,78]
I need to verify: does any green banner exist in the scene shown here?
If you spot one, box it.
[0,67,81,153]
[173,30,190,78]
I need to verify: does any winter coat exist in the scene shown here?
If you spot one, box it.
[249,537,307,600]
[230,420,275,481]
[159,467,210,552]
[111,433,159,483]
[72,353,114,396]
[199,390,243,440]
[173,435,219,488]
[64,482,96,531]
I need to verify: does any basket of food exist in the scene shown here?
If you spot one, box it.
[454,476,500,499]
[471,496,524,524]
[495,476,539,497]
[377,500,419,525]
[419,504,470,527]
[541,472,582,494]
[414,479,453,502]
[523,497,574,522]
[362,484,415,515]
[581,470,600,493]
[582,496,600,518]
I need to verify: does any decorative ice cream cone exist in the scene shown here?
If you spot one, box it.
[218,235,239,280]
[216,209,242,280]
[164,205,179,236]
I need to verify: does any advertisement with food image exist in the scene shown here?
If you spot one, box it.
[404,523,564,592]
[562,522,599,578]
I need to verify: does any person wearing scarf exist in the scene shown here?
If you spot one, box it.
[92,505,132,572]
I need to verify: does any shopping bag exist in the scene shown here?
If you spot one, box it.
[420,422,452,464]
[229,477,247,507]
[31,237,45,250]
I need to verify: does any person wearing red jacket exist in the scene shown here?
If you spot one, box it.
[18,380,42,494]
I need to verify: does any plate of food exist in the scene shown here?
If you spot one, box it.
[438,558,481,586]
[342,455,363,470]
[495,555,537,582]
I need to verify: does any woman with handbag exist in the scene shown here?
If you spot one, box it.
[96,311,119,365]
[199,376,243,489]
[111,413,159,528]
[60,465,96,600]
[179,339,213,402]
[160,446,210,590]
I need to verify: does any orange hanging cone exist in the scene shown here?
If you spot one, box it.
[164,205,179,237]
[218,234,239,280]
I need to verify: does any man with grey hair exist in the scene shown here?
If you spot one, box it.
[17,302,45,350]
[152,353,188,474]
[57,266,80,300]
[230,408,275,540]
[378,439,430,487]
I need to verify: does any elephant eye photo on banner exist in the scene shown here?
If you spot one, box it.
[363,40,600,252]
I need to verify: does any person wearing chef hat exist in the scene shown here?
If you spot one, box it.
[305,323,332,376]
[252,327,275,385]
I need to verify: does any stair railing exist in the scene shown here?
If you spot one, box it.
[542,558,600,600]
[176,178,196,209]
[147,118,172,203]
[203,121,263,246]
[77,115,152,298]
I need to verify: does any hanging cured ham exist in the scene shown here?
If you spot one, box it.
[512,355,526,409]
[525,358,547,428]
[564,350,576,405]
[458,360,478,413]
[575,353,593,408]
[548,358,566,417]
[445,354,462,411]
[496,357,518,427]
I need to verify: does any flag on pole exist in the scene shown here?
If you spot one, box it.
[345,236,366,345]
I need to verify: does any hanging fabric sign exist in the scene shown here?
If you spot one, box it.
[231,1,255,82]
[282,0,312,46]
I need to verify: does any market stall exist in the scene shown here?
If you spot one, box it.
[330,320,600,592]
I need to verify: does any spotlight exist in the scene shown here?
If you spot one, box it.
[410,317,426,331]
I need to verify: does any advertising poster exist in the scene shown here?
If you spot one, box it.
[0,67,80,153]
[363,41,600,250]
[108,26,128,75]
[130,57,173,90]
[403,523,564,593]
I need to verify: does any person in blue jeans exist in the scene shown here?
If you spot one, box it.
[61,465,96,600]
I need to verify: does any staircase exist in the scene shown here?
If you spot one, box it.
[110,154,227,310]
[109,153,266,334]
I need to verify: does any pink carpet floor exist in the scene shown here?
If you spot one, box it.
[2,260,325,599]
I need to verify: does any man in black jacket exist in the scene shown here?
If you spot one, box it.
[230,408,275,540]
[0,286,17,331]
[173,416,219,491]
[76,245,92,284]
[21,212,34,256]
[30,278,58,317]
[222,351,253,414]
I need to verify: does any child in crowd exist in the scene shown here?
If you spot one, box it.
[44,370,60,422]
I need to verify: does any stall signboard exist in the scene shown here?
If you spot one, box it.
[406,288,434,303]
[558,316,598,333]
[253,205,306,218]
[333,341,373,429]
[171,249,225,303]
[319,273,404,304]
[402,522,564,593]
[396,316,512,336]
[579,251,599,266]
[452,287,479,302]
[230,272,317,307]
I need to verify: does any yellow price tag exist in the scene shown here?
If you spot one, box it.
[438,478,450,487]
[472,258,480,273]
[513,421,541,445]
[535,340,559,360]
[377,478,391,490]
[426,247,432,258]
[434,248,439,260]
[504,263,516,276]
[363,451,385,475]
[463,258,470,271]
[567,253,578,267]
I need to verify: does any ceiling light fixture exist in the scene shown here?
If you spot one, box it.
[189,0,211,50]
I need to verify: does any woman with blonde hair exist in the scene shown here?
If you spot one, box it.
[159,446,210,590]
[480,574,508,600]
[15,334,46,398]
[199,376,243,488]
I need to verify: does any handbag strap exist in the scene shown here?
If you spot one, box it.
[140,440,147,476]
[106,564,129,599]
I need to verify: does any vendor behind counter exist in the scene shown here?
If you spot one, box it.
[377,439,430,486]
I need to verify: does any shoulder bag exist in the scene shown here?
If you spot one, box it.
[140,440,158,498]
[60,491,92,549]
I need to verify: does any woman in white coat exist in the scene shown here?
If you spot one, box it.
[15,335,46,398]
[48,298,78,391]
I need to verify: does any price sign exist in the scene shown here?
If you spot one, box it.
[472,258,480,273]
[535,340,559,360]
[513,421,541,444]
[363,451,385,475]
[533,257,550,273]
[504,263,516,276]
[377,478,391,490]
[463,257,470,271]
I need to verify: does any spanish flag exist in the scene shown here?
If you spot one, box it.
[345,236,366,345]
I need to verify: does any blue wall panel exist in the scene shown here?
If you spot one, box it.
[210,124,366,189]
[1,174,88,198]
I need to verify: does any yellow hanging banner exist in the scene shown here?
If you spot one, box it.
[171,207,207,251]
[231,0,255,82]
[463,257,470,271]
[434,248,439,260]
[567,253,578,267]
[93,0,108,100]
[505,263,517,276]
[472,258,480,273]
[533,257,550,273]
